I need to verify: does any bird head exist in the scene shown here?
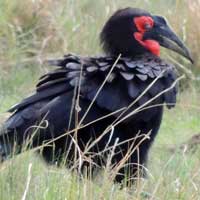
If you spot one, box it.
[100,8,193,63]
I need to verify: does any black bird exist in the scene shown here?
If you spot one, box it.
[0,8,192,183]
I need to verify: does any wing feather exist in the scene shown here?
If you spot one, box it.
[8,53,177,118]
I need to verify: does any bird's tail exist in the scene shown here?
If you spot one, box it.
[0,128,13,162]
[0,115,20,162]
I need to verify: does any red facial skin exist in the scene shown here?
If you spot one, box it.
[134,16,160,56]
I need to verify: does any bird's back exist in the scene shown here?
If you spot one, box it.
[0,53,177,180]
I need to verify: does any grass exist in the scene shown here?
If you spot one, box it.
[0,0,200,199]
[0,96,200,200]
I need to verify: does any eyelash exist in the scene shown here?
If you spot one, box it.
[144,23,152,30]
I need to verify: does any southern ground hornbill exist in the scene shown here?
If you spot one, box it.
[0,8,192,183]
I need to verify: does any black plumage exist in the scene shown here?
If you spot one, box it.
[0,7,192,184]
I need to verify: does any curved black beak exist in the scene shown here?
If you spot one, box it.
[145,16,193,64]
[157,26,193,64]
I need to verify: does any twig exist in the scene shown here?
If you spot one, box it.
[21,163,32,200]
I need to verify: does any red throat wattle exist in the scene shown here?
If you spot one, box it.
[134,16,160,56]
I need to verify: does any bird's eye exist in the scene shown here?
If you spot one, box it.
[144,23,152,31]
[134,16,154,33]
